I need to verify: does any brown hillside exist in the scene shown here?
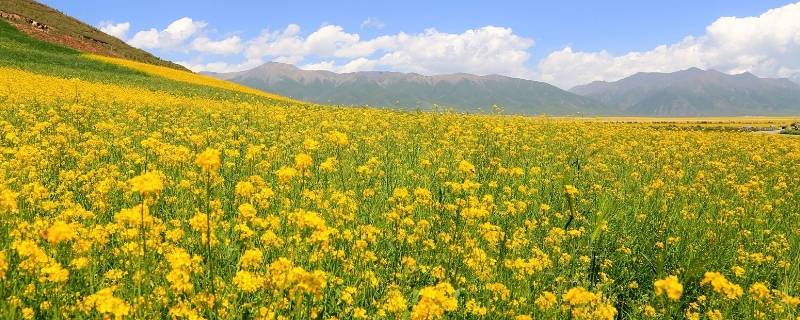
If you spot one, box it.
[0,0,189,71]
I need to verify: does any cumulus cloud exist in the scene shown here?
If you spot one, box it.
[244,24,306,60]
[360,17,385,29]
[300,60,337,71]
[177,59,264,73]
[191,36,243,55]
[115,16,534,76]
[370,26,533,77]
[129,17,207,50]
[244,24,534,77]
[538,2,800,88]
[98,21,130,40]
[245,24,372,59]
[305,25,362,57]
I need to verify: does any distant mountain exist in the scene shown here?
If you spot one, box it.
[0,0,187,71]
[205,62,608,115]
[570,68,800,116]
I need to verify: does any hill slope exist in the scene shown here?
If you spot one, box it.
[207,62,609,115]
[571,68,800,116]
[0,17,296,104]
[0,0,187,70]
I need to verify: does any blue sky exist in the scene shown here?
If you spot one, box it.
[42,0,800,88]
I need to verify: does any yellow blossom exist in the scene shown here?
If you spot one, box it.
[43,221,77,244]
[83,288,130,319]
[295,153,313,170]
[233,270,263,293]
[701,272,743,300]
[458,160,476,175]
[654,275,683,301]
[275,166,298,184]
[196,148,221,172]
[129,170,164,195]
[564,185,579,197]
[535,291,557,310]
[410,283,457,320]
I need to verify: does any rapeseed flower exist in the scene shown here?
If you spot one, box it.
[654,275,683,301]
[196,148,221,172]
[129,170,164,195]
[411,283,458,320]
[701,272,743,300]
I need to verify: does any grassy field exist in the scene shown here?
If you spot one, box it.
[0,20,799,320]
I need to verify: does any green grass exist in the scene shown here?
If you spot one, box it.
[0,19,284,103]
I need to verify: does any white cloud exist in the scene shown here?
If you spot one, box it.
[98,21,130,40]
[178,59,264,73]
[373,26,534,77]
[360,17,385,29]
[129,17,207,50]
[339,58,379,73]
[244,24,534,77]
[538,1,800,88]
[299,58,377,73]
[305,25,361,56]
[272,55,305,65]
[244,24,306,60]
[300,60,337,71]
[191,36,242,55]
[119,16,534,76]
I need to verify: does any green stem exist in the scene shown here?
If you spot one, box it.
[205,170,217,317]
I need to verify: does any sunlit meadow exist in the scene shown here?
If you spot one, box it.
[0,56,799,320]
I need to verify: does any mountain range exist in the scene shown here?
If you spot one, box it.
[204,63,607,115]
[209,64,800,116]
[571,68,800,116]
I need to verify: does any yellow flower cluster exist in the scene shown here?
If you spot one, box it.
[128,170,164,195]
[654,275,683,301]
[562,287,617,320]
[196,148,221,172]
[411,283,458,320]
[81,288,131,320]
[701,272,744,300]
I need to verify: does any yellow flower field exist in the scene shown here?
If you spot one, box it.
[84,54,301,103]
[0,64,799,320]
